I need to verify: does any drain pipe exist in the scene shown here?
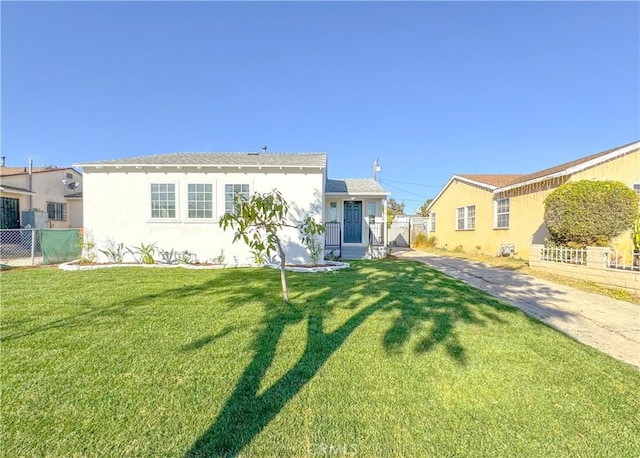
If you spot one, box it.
[28,159,33,209]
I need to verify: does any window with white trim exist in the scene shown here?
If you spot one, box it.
[329,202,338,222]
[368,202,376,218]
[456,205,475,230]
[187,183,213,219]
[430,212,436,232]
[495,198,510,228]
[224,184,250,214]
[150,183,176,218]
[47,202,67,221]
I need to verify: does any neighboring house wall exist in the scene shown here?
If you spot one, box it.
[0,168,83,228]
[82,167,324,264]
[67,199,84,228]
[0,192,30,228]
[497,149,640,256]
[428,145,639,259]
[427,180,506,254]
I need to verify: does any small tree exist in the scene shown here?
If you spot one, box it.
[386,198,405,228]
[544,180,638,247]
[220,189,325,302]
[298,218,326,265]
[416,198,433,217]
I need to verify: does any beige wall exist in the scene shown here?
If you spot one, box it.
[1,168,83,228]
[429,150,640,259]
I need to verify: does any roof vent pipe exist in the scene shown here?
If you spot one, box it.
[28,159,33,210]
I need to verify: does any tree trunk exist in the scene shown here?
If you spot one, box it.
[275,241,289,302]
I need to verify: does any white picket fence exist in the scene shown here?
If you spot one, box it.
[606,249,640,271]
[539,246,587,265]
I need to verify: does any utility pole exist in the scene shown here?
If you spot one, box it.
[373,158,381,181]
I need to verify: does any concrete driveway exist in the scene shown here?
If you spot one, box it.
[394,248,640,369]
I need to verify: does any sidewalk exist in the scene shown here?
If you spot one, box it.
[393,248,640,369]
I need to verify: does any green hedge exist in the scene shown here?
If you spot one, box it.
[543,180,638,247]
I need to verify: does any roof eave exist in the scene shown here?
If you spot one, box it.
[325,191,391,197]
[75,163,326,170]
[426,175,495,213]
[455,175,498,191]
[495,142,640,194]
[0,186,36,196]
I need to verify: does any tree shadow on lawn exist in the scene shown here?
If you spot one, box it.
[0,272,276,343]
[185,259,535,457]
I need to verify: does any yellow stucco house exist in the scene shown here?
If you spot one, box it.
[426,141,640,259]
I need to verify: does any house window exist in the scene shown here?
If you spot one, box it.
[456,205,475,230]
[430,212,436,232]
[456,207,465,230]
[47,202,67,221]
[368,202,376,218]
[634,184,640,197]
[329,202,338,222]
[225,184,250,214]
[187,184,213,219]
[495,198,510,228]
[66,172,73,179]
[150,183,176,218]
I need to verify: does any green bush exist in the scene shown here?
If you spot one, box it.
[411,233,437,249]
[544,180,638,247]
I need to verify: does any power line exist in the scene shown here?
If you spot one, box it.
[379,178,443,188]
[379,181,434,199]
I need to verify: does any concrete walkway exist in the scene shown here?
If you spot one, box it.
[394,248,640,369]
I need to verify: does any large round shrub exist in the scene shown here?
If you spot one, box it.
[543,180,638,247]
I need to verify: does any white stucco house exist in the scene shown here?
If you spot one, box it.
[75,151,390,263]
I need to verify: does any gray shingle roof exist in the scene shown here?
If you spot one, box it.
[76,152,327,168]
[325,179,389,194]
[501,141,639,189]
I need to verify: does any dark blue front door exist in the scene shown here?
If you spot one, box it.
[344,201,362,243]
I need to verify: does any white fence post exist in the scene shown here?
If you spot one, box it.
[30,229,36,266]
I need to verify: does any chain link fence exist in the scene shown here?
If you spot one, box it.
[0,229,81,267]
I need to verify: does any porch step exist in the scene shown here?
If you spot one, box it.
[341,246,370,260]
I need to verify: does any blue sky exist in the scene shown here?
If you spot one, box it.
[2,1,638,212]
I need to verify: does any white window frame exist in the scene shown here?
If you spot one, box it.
[495,198,510,229]
[328,201,338,222]
[224,183,251,215]
[430,212,436,232]
[186,182,215,221]
[47,202,67,221]
[455,205,475,230]
[150,183,178,220]
[367,202,376,218]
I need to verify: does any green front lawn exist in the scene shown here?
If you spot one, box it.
[2,261,639,457]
